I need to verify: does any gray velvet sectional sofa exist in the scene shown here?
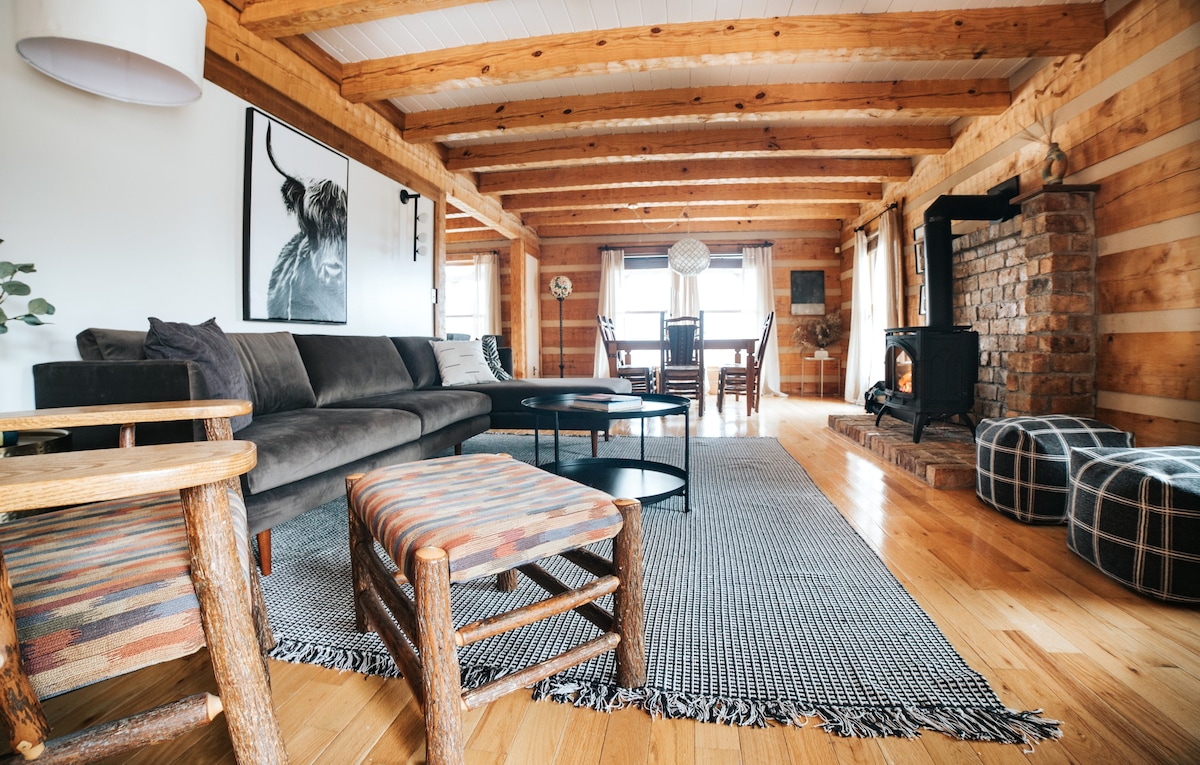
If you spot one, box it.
[32,327,630,572]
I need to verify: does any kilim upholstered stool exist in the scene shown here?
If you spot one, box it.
[1066,446,1200,603]
[975,415,1135,524]
[345,453,646,765]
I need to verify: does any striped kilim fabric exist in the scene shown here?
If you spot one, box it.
[1067,446,1200,603]
[350,453,621,582]
[975,415,1134,524]
[0,488,249,699]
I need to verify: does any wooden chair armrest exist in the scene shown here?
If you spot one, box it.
[0,400,251,433]
[0,441,256,515]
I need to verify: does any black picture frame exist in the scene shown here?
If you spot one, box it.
[913,225,926,275]
[243,108,349,324]
[789,270,826,315]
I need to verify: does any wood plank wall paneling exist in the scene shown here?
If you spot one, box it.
[1096,235,1200,314]
[841,0,1200,445]
[535,237,841,387]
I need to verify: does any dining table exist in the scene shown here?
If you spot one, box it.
[606,337,759,416]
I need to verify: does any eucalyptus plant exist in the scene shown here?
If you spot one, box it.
[0,240,55,334]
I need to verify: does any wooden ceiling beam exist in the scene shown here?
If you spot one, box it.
[535,218,842,239]
[239,0,492,38]
[479,157,911,195]
[523,203,864,227]
[446,125,952,171]
[199,0,530,242]
[403,80,1009,143]
[341,5,1104,100]
[502,183,882,212]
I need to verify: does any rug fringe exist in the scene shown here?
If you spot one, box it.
[529,677,1062,748]
[269,638,400,679]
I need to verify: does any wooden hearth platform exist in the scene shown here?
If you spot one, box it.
[828,415,976,489]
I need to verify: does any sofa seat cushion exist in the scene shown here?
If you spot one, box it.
[460,377,633,413]
[238,407,422,494]
[329,389,491,436]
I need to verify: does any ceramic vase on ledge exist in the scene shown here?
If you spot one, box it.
[1042,142,1069,185]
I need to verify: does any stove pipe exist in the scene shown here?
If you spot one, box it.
[923,193,1020,327]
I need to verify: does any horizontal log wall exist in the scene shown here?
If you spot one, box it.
[844,0,1200,446]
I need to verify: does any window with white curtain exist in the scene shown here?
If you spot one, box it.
[615,253,751,368]
[444,262,482,338]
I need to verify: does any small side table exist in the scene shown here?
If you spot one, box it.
[801,356,841,398]
[0,429,72,458]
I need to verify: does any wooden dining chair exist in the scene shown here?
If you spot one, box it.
[0,401,287,764]
[660,313,705,416]
[717,311,774,415]
[597,314,656,393]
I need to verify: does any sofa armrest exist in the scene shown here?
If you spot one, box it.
[32,360,209,449]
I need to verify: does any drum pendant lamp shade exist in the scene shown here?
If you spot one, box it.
[668,238,711,276]
[15,0,207,106]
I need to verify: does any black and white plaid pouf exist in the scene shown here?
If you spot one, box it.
[1067,446,1200,603]
[975,415,1135,524]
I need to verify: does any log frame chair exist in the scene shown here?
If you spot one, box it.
[659,312,705,417]
[345,454,646,765]
[716,311,774,415]
[0,401,286,764]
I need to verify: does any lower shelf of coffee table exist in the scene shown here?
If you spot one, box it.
[539,457,686,507]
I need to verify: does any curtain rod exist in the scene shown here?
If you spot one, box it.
[599,240,773,253]
[854,202,898,233]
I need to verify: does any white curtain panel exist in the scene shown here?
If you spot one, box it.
[844,228,873,403]
[670,270,699,318]
[593,248,624,376]
[742,245,784,397]
[844,212,904,403]
[474,252,501,336]
[879,207,904,330]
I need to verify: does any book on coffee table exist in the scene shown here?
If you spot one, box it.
[570,393,643,411]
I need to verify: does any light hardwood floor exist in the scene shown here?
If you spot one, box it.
[28,396,1200,764]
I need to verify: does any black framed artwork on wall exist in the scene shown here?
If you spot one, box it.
[243,108,349,324]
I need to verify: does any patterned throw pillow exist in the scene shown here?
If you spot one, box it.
[429,340,498,385]
[481,335,513,381]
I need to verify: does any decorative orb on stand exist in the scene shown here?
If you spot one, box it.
[549,276,573,377]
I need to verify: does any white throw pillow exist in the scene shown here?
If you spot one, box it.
[429,340,499,385]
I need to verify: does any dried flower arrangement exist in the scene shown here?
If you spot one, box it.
[792,311,843,351]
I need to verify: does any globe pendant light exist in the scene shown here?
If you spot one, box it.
[668,238,711,276]
[15,0,207,107]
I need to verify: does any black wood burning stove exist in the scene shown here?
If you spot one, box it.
[875,326,978,443]
[874,188,1018,443]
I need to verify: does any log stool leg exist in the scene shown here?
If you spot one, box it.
[496,569,519,592]
[346,474,372,633]
[611,498,647,688]
[413,547,465,765]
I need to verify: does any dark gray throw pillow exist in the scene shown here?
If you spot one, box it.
[144,317,253,432]
[481,335,513,381]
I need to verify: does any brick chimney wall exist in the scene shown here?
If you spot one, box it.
[947,186,1099,419]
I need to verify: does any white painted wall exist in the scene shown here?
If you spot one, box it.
[0,20,434,411]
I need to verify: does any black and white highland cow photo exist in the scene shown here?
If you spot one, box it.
[243,108,349,323]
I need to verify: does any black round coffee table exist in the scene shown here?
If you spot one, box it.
[521,393,691,511]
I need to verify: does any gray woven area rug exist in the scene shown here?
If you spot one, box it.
[261,434,1060,745]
